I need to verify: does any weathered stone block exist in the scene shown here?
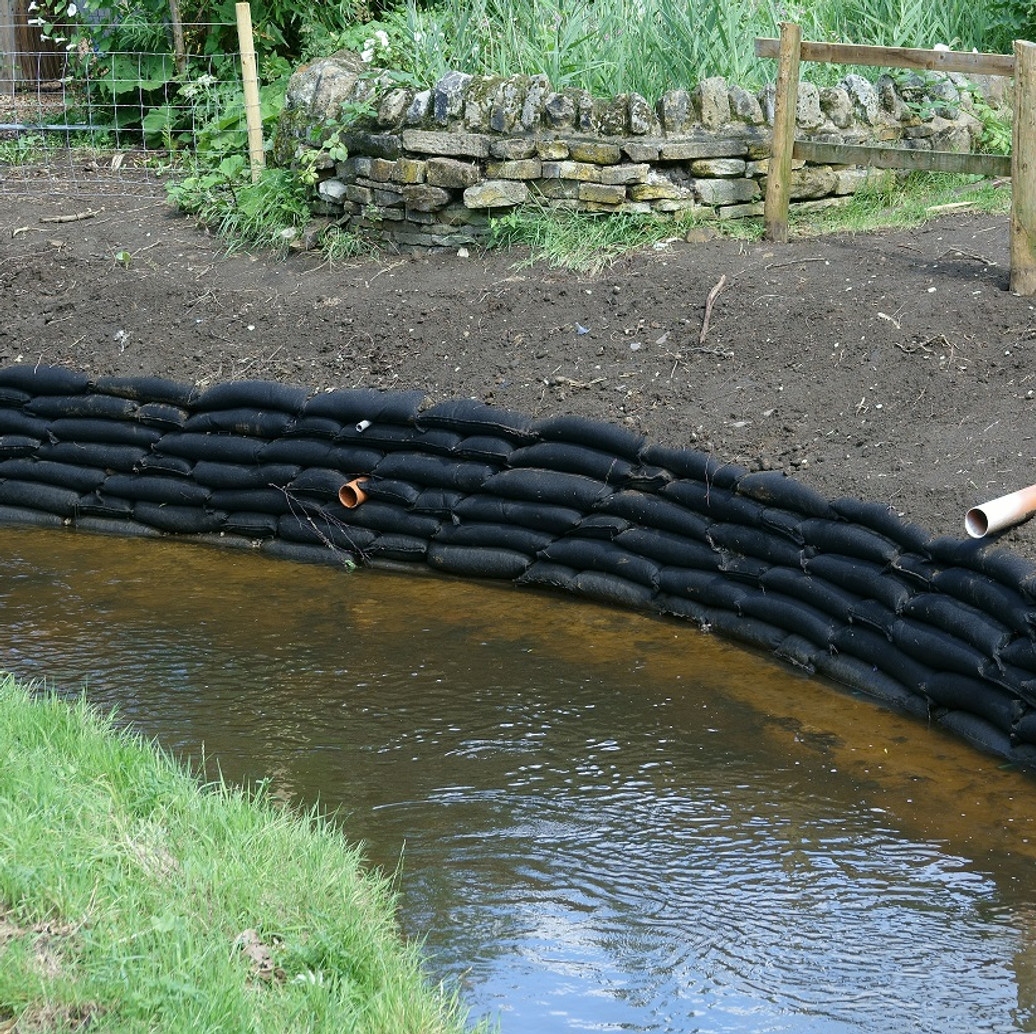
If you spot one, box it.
[796,81,824,129]
[367,157,396,182]
[520,75,551,129]
[463,75,505,130]
[426,157,481,189]
[569,141,622,164]
[694,177,759,205]
[437,203,489,226]
[729,85,764,125]
[463,179,531,208]
[659,136,747,160]
[377,88,413,128]
[317,178,348,203]
[543,92,576,128]
[695,77,730,129]
[401,129,492,157]
[433,71,472,124]
[341,131,401,160]
[717,200,765,220]
[533,179,581,199]
[406,90,431,124]
[843,74,879,124]
[283,52,367,122]
[628,174,690,201]
[652,199,712,216]
[541,160,601,182]
[690,158,747,177]
[774,166,838,199]
[658,89,694,133]
[373,186,404,207]
[599,94,630,135]
[623,141,661,162]
[486,158,542,179]
[820,87,852,129]
[491,138,538,160]
[537,139,570,160]
[345,183,374,204]
[490,77,529,133]
[578,182,627,204]
[390,158,426,184]
[403,184,452,211]
[629,93,656,135]
[597,163,650,185]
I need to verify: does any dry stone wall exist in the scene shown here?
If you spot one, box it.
[273,52,1004,250]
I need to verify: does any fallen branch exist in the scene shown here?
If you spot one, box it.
[39,209,101,224]
[699,274,728,345]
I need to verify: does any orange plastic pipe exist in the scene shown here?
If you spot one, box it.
[338,477,369,509]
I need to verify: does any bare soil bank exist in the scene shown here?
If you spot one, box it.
[1,185,1033,560]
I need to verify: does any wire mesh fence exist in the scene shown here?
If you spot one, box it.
[0,19,248,198]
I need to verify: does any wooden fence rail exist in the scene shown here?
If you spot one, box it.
[755,24,1036,295]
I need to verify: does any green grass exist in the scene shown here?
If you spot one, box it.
[0,674,483,1034]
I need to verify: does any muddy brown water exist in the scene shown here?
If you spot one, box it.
[1,525,1035,1032]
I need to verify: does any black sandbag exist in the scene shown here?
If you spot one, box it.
[49,417,162,448]
[902,592,1012,657]
[412,487,465,516]
[621,464,671,492]
[1013,707,1036,745]
[830,497,931,553]
[157,431,264,465]
[71,515,160,539]
[0,364,88,395]
[132,503,224,535]
[373,453,493,492]
[136,454,193,478]
[222,510,279,538]
[533,413,643,459]
[26,393,138,421]
[0,435,41,459]
[0,409,49,438]
[653,594,711,629]
[337,500,440,539]
[0,458,106,493]
[737,589,839,647]
[657,566,749,611]
[193,379,309,414]
[760,507,807,545]
[0,388,30,407]
[888,552,937,589]
[998,635,1036,674]
[980,661,1036,702]
[804,553,911,612]
[93,374,196,407]
[365,533,429,562]
[335,422,417,451]
[413,428,464,456]
[261,538,363,568]
[454,435,514,463]
[285,414,342,440]
[736,470,835,518]
[774,633,824,672]
[184,408,294,439]
[419,398,536,443]
[75,492,134,518]
[707,521,803,568]
[427,543,530,579]
[934,709,1013,759]
[482,467,611,510]
[103,474,210,508]
[759,567,857,622]
[453,493,583,533]
[922,672,1020,732]
[434,520,553,555]
[517,560,580,592]
[259,437,335,469]
[323,442,385,474]
[568,514,630,541]
[209,487,294,516]
[927,536,1036,597]
[136,402,188,431]
[812,650,928,717]
[540,537,660,588]
[278,511,377,553]
[931,566,1032,636]
[304,387,425,425]
[0,503,68,529]
[0,479,80,516]
[639,443,746,488]
[192,461,299,491]
[616,526,718,571]
[662,479,766,524]
[716,553,769,586]
[846,598,898,637]
[799,517,900,565]
[288,468,359,499]
[508,441,634,483]
[571,569,655,609]
[830,625,930,689]
[702,607,788,651]
[598,490,711,540]
[891,618,988,679]
[363,478,421,508]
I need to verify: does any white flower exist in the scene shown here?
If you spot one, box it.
[67,2,77,14]
[361,47,374,62]
[374,29,389,48]
[27,2,38,10]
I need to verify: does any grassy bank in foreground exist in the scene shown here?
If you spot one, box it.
[0,675,482,1033]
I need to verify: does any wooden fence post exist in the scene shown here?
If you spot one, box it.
[0,0,16,98]
[1011,40,1036,296]
[764,21,801,243]
[235,1,266,183]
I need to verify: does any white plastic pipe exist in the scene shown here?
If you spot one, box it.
[965,483,1036,538]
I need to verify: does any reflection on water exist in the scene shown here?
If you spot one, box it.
[1,526,1035,1032]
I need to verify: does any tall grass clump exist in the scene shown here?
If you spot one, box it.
[361,0,1005,97]
[0,674,483,1034]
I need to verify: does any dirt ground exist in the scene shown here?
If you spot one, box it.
[1,178,1034,562]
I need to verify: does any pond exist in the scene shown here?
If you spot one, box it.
[1,526,1035,1033]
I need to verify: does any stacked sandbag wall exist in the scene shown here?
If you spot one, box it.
[1,364,1035,769]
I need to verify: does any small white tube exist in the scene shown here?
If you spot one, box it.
[965,483,1036,538]
[355,419,371,433]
